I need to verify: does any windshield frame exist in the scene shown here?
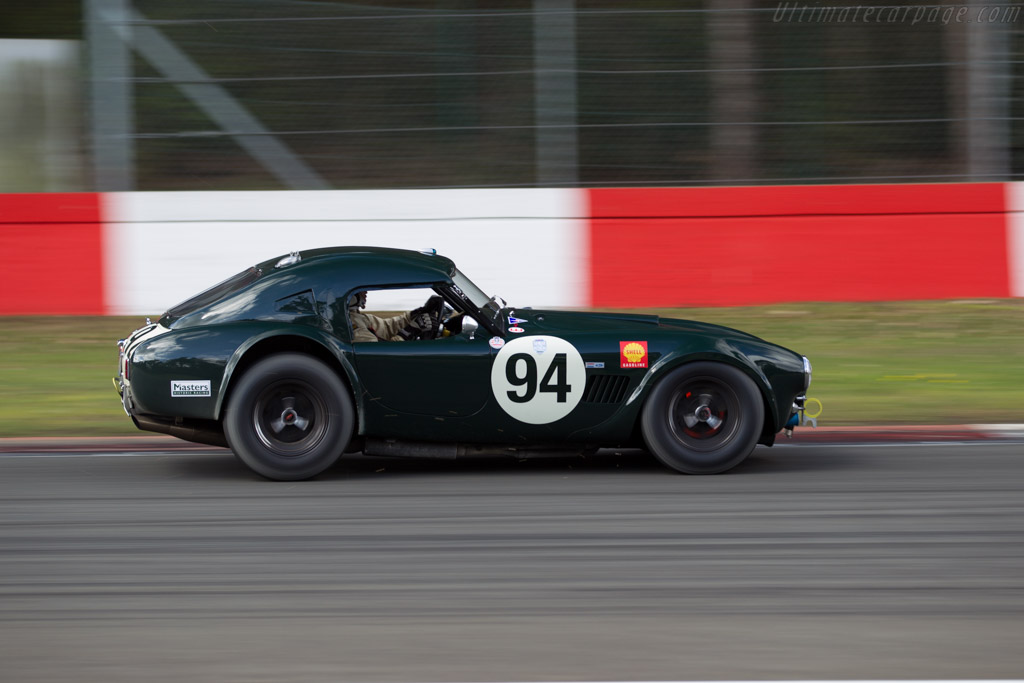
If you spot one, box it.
[442,270,503,337]
[450,269,493,309]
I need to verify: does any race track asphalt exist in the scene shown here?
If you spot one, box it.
[1,439,1022,682]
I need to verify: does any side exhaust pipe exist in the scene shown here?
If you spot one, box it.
[132,415,229,448]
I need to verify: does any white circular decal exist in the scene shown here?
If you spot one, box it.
[490,335,586,424]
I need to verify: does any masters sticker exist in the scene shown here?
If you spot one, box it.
[619,341,648,369]
[171,380,211,397]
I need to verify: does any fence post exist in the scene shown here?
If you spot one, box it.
[533,0,579,186]
[965,1,1011,180]
[86,0,134,191]
[708,0,758,183]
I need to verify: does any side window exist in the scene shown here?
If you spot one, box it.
[346,286,441,343]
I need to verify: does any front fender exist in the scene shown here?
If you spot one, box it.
[629,341,782,431]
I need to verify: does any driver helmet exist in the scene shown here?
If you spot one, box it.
[349,290,367,310]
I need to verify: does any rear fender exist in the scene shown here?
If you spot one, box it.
[216,329,358,420]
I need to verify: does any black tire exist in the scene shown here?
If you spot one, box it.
[223,353,354,481]
[641,362,764,474]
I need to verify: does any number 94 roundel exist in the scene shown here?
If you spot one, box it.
[490,335,586,424]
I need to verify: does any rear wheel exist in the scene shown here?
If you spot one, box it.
[224,353,354,480]
[641,362,764,474]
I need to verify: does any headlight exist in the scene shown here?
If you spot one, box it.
[802,356,812,391]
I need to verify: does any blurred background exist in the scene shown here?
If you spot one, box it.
[2,2,1023,432]
[1,0,1020,193]
[3,10,1024,681]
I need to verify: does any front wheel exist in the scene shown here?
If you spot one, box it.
[224,353,354,480]
[641,362,764,474]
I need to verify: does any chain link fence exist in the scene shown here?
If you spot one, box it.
[84,1,1024,190]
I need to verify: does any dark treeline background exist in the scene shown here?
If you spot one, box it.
[3,1,1022,190]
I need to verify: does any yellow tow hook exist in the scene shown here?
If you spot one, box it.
[802,397,823,428]
[785,397,822,437]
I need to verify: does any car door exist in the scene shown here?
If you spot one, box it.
[353,331,496,421]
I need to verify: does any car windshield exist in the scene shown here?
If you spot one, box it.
[451,269,500,314]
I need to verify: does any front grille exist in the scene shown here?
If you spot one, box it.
[583,374,630,404]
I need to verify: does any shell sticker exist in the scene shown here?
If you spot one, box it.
[619,341,648,369]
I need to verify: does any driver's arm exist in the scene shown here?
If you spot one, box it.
[356,295,439,341]
[375,311,415,341]
[351,310,412,342]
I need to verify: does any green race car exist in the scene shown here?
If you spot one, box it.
[115,247,812,480]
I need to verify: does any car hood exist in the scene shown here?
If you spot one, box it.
[503,309,765,342]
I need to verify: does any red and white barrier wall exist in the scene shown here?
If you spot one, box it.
[2,184,1023,315]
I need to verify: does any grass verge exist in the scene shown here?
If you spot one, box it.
[1,299,1022,437]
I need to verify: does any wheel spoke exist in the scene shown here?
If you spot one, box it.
[226,354,354,481]
[668,378,739,446]
[642,362,763,474]
[253,381,328,454]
